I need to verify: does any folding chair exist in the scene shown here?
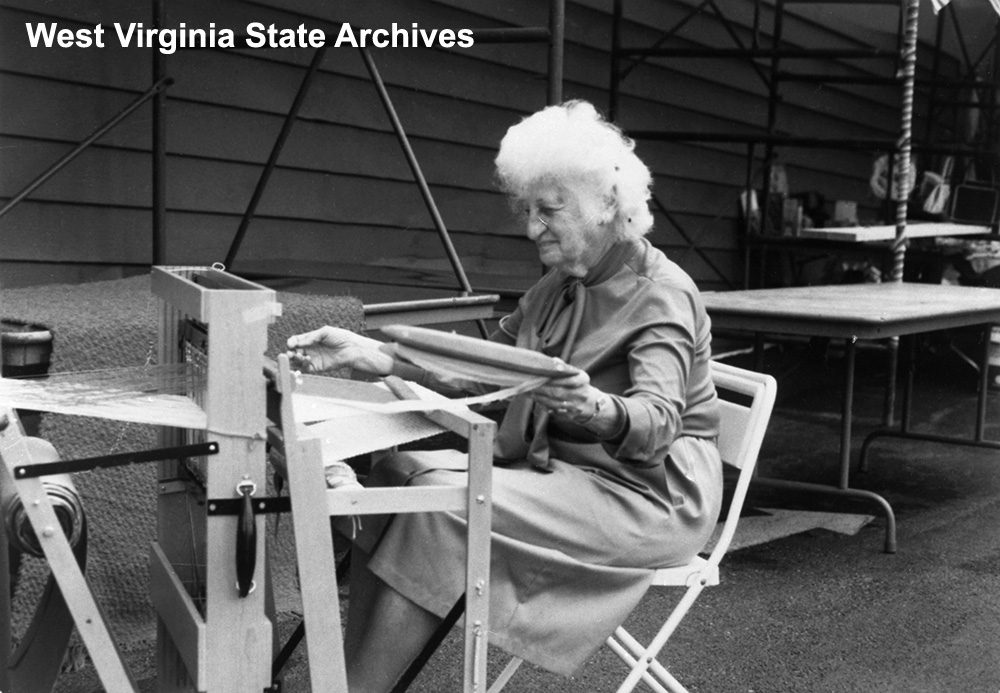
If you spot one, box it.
[488,360,777,693]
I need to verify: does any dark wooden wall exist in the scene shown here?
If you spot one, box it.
[0,0,962,300]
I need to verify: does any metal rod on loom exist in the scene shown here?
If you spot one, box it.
[0,77,174,221]
[224,46,329,269]
[12,441,219,479]
[358,46,490,339]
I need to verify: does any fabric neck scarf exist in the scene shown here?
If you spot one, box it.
[526,278,586,468]
[536,278,586,357]
[496,278,586,471]
[494,240,637,470]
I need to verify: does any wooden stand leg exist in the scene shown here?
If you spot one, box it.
[151,267,280,692]
[463,421,493,692]
[276,360,349,691]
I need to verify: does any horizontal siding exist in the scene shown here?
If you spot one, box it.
[0,0,970,299]
[1,202,152,263]
[0,193,736,276]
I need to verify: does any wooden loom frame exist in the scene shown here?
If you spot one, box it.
[271,355,496,692]
[0,266,284,692]
[2,265,497,692]
[149,265,281,692]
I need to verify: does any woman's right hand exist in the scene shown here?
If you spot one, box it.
[286,326,394,376]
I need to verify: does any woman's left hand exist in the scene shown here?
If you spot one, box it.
[531,368,601,424]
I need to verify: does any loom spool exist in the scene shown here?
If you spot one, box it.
[2,320,54,596]
[1,319,53,437]
[1,472,86,558]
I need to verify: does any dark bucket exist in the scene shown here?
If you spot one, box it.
[1,319,53,435]
[2,319,53,379]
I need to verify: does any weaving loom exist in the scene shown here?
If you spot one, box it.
[1,272,365,687]
[0,267,501,692]
[150,266,281,692]
[1,266,284,691]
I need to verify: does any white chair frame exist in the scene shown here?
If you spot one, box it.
[488,360,777,693]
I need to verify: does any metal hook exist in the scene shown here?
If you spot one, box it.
[236,478,257,497]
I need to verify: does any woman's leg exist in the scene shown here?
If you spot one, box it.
[344,548,443,693]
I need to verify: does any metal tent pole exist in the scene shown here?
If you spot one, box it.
[0,78,173,222]
[548,0,565,105]
[358,47,490,338]
[152,0,167,264]
[224,47,328,269]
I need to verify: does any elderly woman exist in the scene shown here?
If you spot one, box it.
[287,100,721,692]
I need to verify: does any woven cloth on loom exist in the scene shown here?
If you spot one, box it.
[1,274,364,655]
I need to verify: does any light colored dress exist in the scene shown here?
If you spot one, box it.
[353,237,722,676]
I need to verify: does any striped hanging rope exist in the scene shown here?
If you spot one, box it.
[891,0,922,283]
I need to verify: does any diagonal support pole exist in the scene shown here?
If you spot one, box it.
[0,78,174,222]
[652,194,736,289]
[358,47,490,338]
[224,46,328,269]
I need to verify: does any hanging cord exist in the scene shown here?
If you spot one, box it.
[891,0,921,283]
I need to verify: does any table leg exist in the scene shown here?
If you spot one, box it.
[902,334,916,433]
[841,337,897,552]
[860,325,1000,468]
[839,337,856,490]
[860,335,916,473]
[750,477,897,553]
[752,335,898,553]
[975,323,991,442]
[882,337,899,427]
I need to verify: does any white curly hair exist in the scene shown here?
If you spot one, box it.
[494,100,654,240]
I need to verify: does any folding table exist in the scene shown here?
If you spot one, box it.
[702,282,1000,552]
